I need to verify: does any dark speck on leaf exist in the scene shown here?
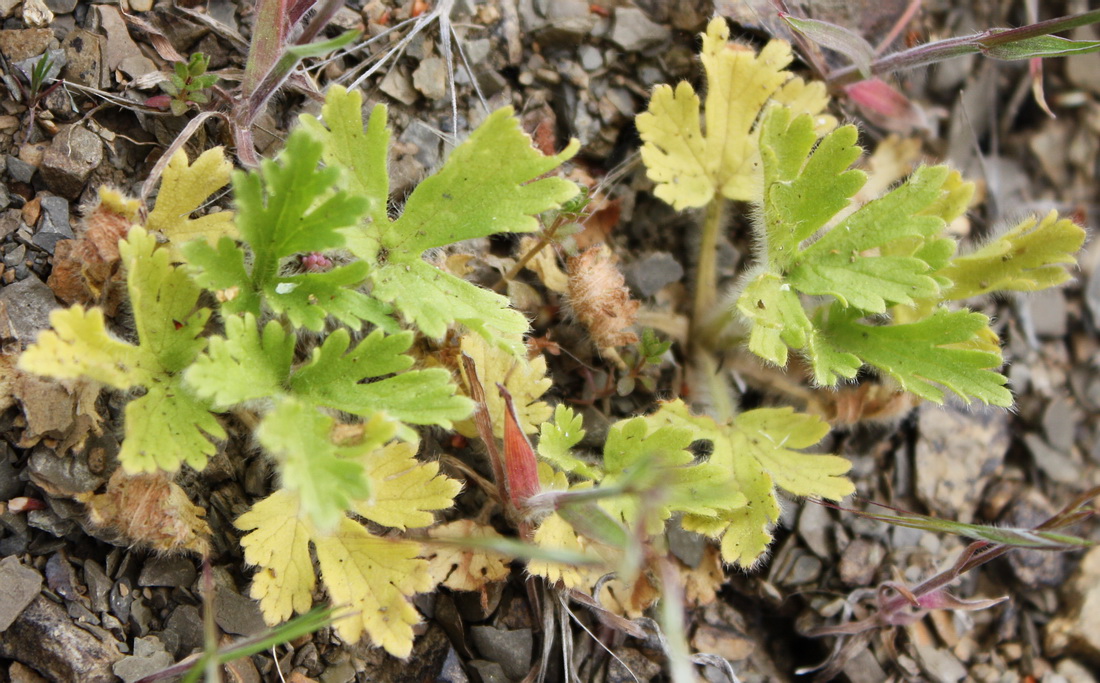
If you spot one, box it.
[443,193,453,200]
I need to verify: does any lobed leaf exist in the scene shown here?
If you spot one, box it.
[351,441,461,530]
[940,210,1086,300]
[818,307,1011,406]
[537,404,600,479]
[145,147,235,249]
[636,17,833,210]
[184,314,295,409]
[256,398,371,532]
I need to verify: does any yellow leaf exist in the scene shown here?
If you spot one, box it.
[636,17,833,210]
[237,489,437,658]
[146,147,236,248]
[456,332,552,439]
[235,490,316,624]
[528,512,590,589]
[19,305,149,389]
[313,518,432,657]
[519,236,569,293]
[352,441,461,530]
[424,520,510,592]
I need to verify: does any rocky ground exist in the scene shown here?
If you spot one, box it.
[2,0,1100,681]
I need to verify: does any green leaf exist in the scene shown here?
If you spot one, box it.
[736,270,813,366]
[22,227,222,473]
[941,211,1086,300]
[184,314,295,409]
[257,398,371,533]
[820,307,1011,405]
[981,32,1100,60]
[537,405,600,479]
[371,260,529,351]
[182,236,260,315]
[298,85,391,228]
[781,15,875,78]
[289,328,473,427]
[650,400,852,567]
[234,130,368,285]
[122,377,226,472]
[267,262,396,333]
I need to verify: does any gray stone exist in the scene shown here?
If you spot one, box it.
[915,403,1009,523]
[578,44,603,71]
[7,155,37,183]
[0,443,20,499]
[14,48,65,87]
[138,555,197,588]
[0,241,22,268]
[1024,433,1081,484]
[624,251,684,298]
[40,124,103,199]
[128,595,153,637]
[521,0,596,43]
[798,501,832,558]
[32,195,72,254]
[0,180,9,211]
[467,660,509,683]
[401,121,443,172]
[1027,288,1068,338]
[61,29,105,89]
[163,604,203,658]
[0,275,57,343]
[0,594,122,682]
[44,0,78,14]
[470,625,533,680]
[83,560,111,614]
[1043,395,1081,453]
[379,65,418,106]
[111,633,173,681]
[27,506,76,537]
[838,538,885,586]
[0,210,22,241]
[214,589,266,636]
[26,444,107,499]
[0,556,43,631]
[609,7,670,52]
[413,56,448,101]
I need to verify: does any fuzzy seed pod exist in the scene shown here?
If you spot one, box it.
[566,245,640,351]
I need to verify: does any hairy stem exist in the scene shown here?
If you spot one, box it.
[692,195,727,345]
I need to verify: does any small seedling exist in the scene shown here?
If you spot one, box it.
[148,53,219,116]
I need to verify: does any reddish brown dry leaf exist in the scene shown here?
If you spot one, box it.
[566,245,639,350]
[47,188,138,316]
[77,469,211,555]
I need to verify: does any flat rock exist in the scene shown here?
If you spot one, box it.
[0,0,21,19]
[0,594,121,682]
[21,0,53,27]
[0,556,42,631]
[61,29,106,89]
[44,0,78,13]
[214,588,266,636]
[412,56,448,100]
[0,274,57,344]
[915,403,1008,523]
[112,636,174,683]
[609,7,671,52]
[0,29,53,62]
[32,195,72,254]
[469,625,533,680]
[624,251,684,298]
[95,5,156,80]
[138,555,197,588]
[6,155,37,183]
[380,65,419,106]
[521,0,597,43]
[1047,546,1100,659]
[40,125,103,199]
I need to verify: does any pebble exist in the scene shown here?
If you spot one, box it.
[1047,545,1100,659]
[0,555,43,631]
[838,537,885,586]
[0,275,57,343]
[214,588,266,636]
[0,0,19,19]
[0,28,53,63]
[469,625,533,681]
[413,56,448,100]
[522,0,597,43]
[32,194,72,254]
[111,636,174,683]
[380,65,419,106]
[137,555,197,589]
[40,124,103,199]
[83,560,112,614]
[61,29,106,89]
[606,648,662,682]
[624,251,684,298]
[1024,433,1082,484]
[44,0,78,13]
[1005,489,1067,587]
[578,44,603,71]
[915,402,1009,523]
[0,594,121,682]
[21,0,54,27]
[609,7,671,52]
[161,603,203,658]
[0,443,20,499]
[6,155,37,183]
